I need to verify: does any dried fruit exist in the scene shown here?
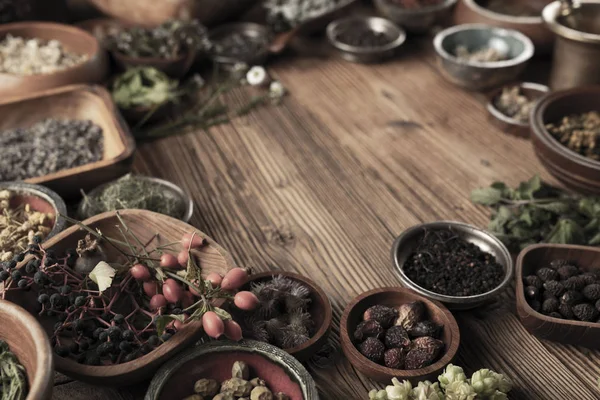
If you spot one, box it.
[354,320,385,342]
[549,312,563,319]
[384,326,411,349]
[364,305,399,329]
[537,268,558,282]
[408,320,440,338]
[232,361,250,380]
[581,273,597,285]
[543,281,565,297]
[524,286,539,299]
[596,299,600,312]
[251,386,273,400]
[250,377,266,387]
[384,348,406,369]
[572,303,599,322]
[412,336,444,355]
[549,259,568,269]
[405,348,436,370]
[394,301,426,330]
[529,299,541,312]
[542,292,557,301]
[194,378,219,397]
[358,337,385,363]
[582,284,600,301]
[523,275,543,289]
[559,303,574,319]
[563,276,586,291]
[221,378,253,397]
[541,298,559,314]
[557,264,579,280]
[213,394,235,400]
[561,290,583,306]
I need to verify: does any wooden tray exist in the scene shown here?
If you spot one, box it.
[0,85,136,199]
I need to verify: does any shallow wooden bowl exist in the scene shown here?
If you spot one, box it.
[531,86,600,195]
[242,271,332,362]
[145,340,318,400]
[0,300,54,400]
[0,84,135,200]
[0,22,108,100]
[3,209,237,386]
[340,287,460,383]
[516,244,600,348]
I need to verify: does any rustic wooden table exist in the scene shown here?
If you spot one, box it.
[53,32,600,400]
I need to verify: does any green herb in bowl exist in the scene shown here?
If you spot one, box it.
[0,339,27,400]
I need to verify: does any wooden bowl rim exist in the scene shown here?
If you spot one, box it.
[516,243,600,328]
[0,21,104,80]
[244,271,333,356]
[21,209,237,379]
[486,82,549,128]
[462,0,544,24]
[0,299,54,398]
[340,286,460,378]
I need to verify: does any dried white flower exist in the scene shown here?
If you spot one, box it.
[89,261,116,293]
[269,81,286,99]
[246,66,268,86]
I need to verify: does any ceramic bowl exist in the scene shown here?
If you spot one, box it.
[0,300,54,400]
[487,82,549,138]
[242,271,332,362]
[516,244,600,348]
[0,22,108,100]
[391,221,514,309]
[340,287,459,383]
[530,86,600,194]
[208,23,272,68]
[145,340,319,400]
[326,16,406,63]
[433,23,534,90]
[77,175,193,222]
[374,0,458,34]
[454,0,554,53]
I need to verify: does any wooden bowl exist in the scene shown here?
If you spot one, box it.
[531,86,600,194]
[454,0,554,53]
[145,340,319,400]
[374,0,457,34]
[0,300,54,400]
[516,244,600,348]
[340,287,460,383]
[242,271,332,362]
[0,84,136,200]
[3,209,237,386]
[0,22,108,100]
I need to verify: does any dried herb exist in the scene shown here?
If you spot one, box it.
[80,174,187,220]
[0,339,27,400]
[494,86,536,123]
[111,67,180,109]
[265,0,343,32]
[455,43,509,62]
[336,27,392,48]
[211,32,269,61]
[546,111,600,160]
[472,175,600,251]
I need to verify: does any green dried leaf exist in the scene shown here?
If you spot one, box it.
[471,187,503,206]
[545,219,585,245]
[213,307,232,321]
[489,206,512,232]
[588,232,600,246]
[533,202,571,214]
[515,175,542,200]
[155,314,185,336]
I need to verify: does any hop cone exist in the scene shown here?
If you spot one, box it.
[369,389,388,400]
[438,363,467,388]
[412,381,444,400]
[471,369,504,397]
[385,378,412,400]
[489,390,509,400]
[444,381,477,400]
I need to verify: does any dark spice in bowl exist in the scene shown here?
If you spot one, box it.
[403,228,505,296]
[494,85,536,123]
[336,26,393,48]
[546,111,600,161]
[211,32,268,61]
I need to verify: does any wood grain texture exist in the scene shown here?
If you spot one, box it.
[54,34,600,399]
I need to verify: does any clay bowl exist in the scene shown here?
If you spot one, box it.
[145,340,318,400]
[3,209,237,386]
[0,22,108,100]
[487,82,549,138]
[0,84,136,200]
[516,244,600,348]
[454,0,554,53]
[392,221,514,310]
[241,271,332,362]
[340,287,460,384]
[433,23,534,91]
[531,86,600,194]
[374,0,458,34]
[0,300,54,400]
[0,182,67,243]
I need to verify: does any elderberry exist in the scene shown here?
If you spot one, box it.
[17,279,27,288]
[68,342,79,354]
[60,285,71,295]
[112,314,125,325]
[37,293,50,304]
[11,270,21,281]
[54,345,69,357]
[99,332,109,342]
[171,307,182,315]
[96,343,110,356]
[141,344,152,354]
[50,293,62,306]
[25,260,37,274]
[33,271,48,285]
[75,353,86,363]
[110,354,118,363]
[107,326,122,340]
[6,260,16,270]
[74,296,87,307]
[32,235,42,244]
[93,328,104,339]
[119,341,132,352]
[121,330,134,341]
[148,335,160,346]
[160,333,172,342]
[43,257,57,267]
[123,353,136,363]
[0,270,9,282]
[85,354,101,365]
[12,252,24,262]
[72,319,84,331]
[79,340,90,351]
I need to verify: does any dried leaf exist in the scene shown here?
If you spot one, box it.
[545,219,585,245]
[471,187,503,206]
[213,307,232,321]
[534,202,571,214]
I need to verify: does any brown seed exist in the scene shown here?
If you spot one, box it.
[384,348,406,369]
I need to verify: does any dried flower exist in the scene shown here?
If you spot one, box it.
[412,381,443,400]
[444,381,477,400]
[438,364,467,388]
[247,66,268,86]
[269,81,286,99]
[470,369,511,397]
[385,378,412,400]
[394,302,425,330]
[369,389,389,400]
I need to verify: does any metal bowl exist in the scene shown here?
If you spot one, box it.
[0,181,67,242]
[145,340,319,400]
[208,23,272,68]
[326,16,406,63]
[78,176,193,223]
[391,221,514,310]
[374,0,458,34]
[433,23,535,90]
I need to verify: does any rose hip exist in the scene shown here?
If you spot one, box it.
[181,233,206,249]
[177,250,189,267]
[224,320,243,341]
[202,311,224,338]
[234,291,259,311]
[163,279,184,303]
[205,272,223,287]
[182,291,195,308]
[143,281,159,297]
[221,268,248,290]
[160,254,179,269]
[150,294,167,311]
[131,263,151,281]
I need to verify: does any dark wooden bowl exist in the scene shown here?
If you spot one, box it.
[0,84,136,200]
[0,22,108,100]
[340,287,460,383]
[0,300,54,400]
[3,209,238,386]
[531,86,600,194]
[145,340,318,400]
[242,271,332,362]
[516,244,600,348]
[454,0,554,53]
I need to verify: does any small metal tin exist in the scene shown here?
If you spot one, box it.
[326,16,406,63]
[208,22,272,68]
[391,221,514,310]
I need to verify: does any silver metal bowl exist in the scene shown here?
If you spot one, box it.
[374,0,458,34]
[433,23,535,91]
[391,221,513,310]
[208,22,272,68]
[145,340,319,400]
[0,181,67,242]
[326,16,406,63]
[78,176,193,223]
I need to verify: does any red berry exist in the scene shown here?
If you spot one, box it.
[131,264,151,281]
[234,291,259,311]
[163,279,184,303]
[221,268,248,290]
[224,320,243,341]
[181,233,206,249]
[150,294,167,311]
[160,254,179,269]
[177,250,189,267]
[143,281,159,297]
[205,272,223,287]
[202,311,224,338]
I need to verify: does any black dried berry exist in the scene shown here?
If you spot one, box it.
[384,348,406,369]
[561,290,583,306]
[148,335,160,346]
[542,298,559,314]
[385,326,411,349]
[408,320,440,339]
[32,235,42,244]
[72,319,84,331]
[60,285,71,295]
[581,273,597,286]
[25,260,37,274]
[79,340,90,352]
[529,299,542,312]
[363,305,398,329]
[96,343,110,356]
[525,286,539,299]
[54,345,69,357]
[559,304,574,319]
[11,270,21,281]
[0,271,9,282]
[596,299,600,312]
[354,320,384,342]
[99,332,109,342]
[50,293,62,306]
[6,260,16,270]
[93,328,104,339]
[582,284,600,301]
[119,341,132,352]
[358,337,385,363]
[542,293,557,302]
[33,271,47,285]
[122,330,135,341]
[563,276,586,291]
[160,333,172,342]
[13,253,24,262]
[37,294,50,304]
[123,353,136,363]
[74,296,87,307]
[108,326,121,340]
[17,279,28,288]
[572,303,599,322]
[85,354,101,366]
[523,275,543,289]
[549,312,563,319]
[113,314,125,325]
[557,264,579,280]
[537,268,558,282]
[549,259,568,269]
[543,281,565,297]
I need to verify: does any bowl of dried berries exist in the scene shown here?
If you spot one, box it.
[531,86,600,194]
[392,221,514,309]
[433,23,534,91]
[145,340,318,400]
[231,271,332,362]
[374,0,458,34]
[340,287,459,383]
[516,243,600,348]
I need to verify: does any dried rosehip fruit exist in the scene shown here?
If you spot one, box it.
[357,337,385,363]
[384,326,411,349]
[353,320,384,342]
[363,305,398,329]
[384,348,406,369]
[394,301,426,330]
[411,336,444,358]
[408,320,440,339]
[405,348,435,370]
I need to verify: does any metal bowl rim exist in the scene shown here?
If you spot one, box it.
[326,16,407,54]
[375,0,458,15]
[543,1,600,44]
[208,22,272,65]
[487,82,550,127]
[464,0,543,24]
